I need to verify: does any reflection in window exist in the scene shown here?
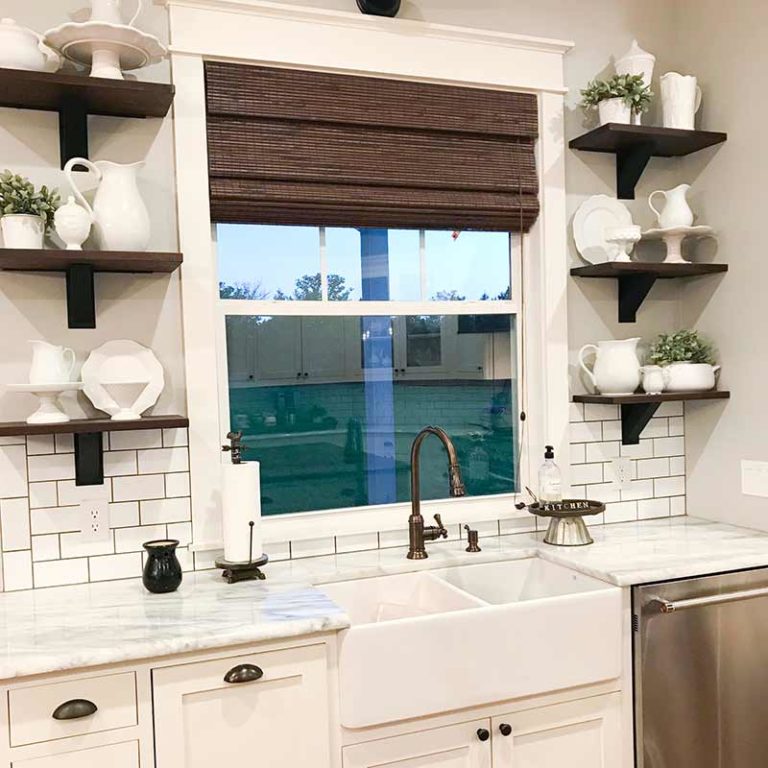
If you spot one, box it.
[225,314,517,516]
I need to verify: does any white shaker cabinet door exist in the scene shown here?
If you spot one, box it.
[343,720,492,768]
[152,644,331,768]
[492,693,623,768]
[11,740,139,768]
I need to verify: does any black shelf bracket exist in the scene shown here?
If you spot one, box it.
[74,432,104,486]
[621,402,661,445]
[616,142,654,200]
[618,273,657,323]
[58,100,89,170]
[65,264,96,329]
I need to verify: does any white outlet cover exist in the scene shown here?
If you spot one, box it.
[610,457,635,489]
[78,487,111,543]
[742,460,768,497]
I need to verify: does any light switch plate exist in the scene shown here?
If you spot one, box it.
[742,460,768,497]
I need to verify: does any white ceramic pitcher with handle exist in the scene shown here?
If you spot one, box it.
[578,338,642,395]
[661,72,702,130]
[29,341,76,385]
[89,0,143,26]
[64,158,150,252]
[649,184,694,229]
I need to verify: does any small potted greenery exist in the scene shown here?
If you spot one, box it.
[0,171,60,249]
[647,330,720,392]
[581,74,653,126]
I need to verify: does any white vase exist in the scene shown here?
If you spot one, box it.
[598,98,632,126]
[616,40,655,127]
[661,73,702,130]
[1,214,44,249]
[579,338,642,395]
[664,362,720,392]
[64,158,150,251]
[648,184,695,229]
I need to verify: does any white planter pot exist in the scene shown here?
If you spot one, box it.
[1,214,44,249]
[664,362,720,392]
[598,98,633,126]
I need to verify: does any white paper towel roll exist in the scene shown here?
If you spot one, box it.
[222,461,263,563]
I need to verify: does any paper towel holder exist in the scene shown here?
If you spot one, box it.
[222,431,246,464]
[216,520,269,584]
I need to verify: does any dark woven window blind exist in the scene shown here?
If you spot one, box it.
[204,62,540,232]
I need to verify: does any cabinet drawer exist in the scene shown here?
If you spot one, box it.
[9,672,137,747]
[11,739,139,768]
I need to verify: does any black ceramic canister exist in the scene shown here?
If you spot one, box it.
[356,0,401,17]
[143,539,183,593]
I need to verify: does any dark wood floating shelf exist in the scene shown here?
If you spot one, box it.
[0,67,175,168]
[573,391,730,445]
[569,124,727,200]
[0,416,189,487]
[0,250,183,330]
[571,262,729,323]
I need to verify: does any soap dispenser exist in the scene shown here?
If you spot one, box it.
[539,445,562,503]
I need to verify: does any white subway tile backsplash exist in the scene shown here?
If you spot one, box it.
[27,453,75,483]
[59,532,114,559]
[636,458,670,480]
[378,528,411,548]
[262,540,290,562]
[137,447,189,475]
[108,430,163,451]
[671,496,686,516]
[587,483,620,503]
[604,501,638,524]
[571,463,604,486]
[109,502,140,528]
[335,532,379,554]
[33,558,89,588]
[115,525,166,553]
[3,550,32,591]
[57,480,110,507]
[162,428,188,448]
[165,473,191,498]
[89,552,142,582]
[586,441,621,463]
[639,497,671,520]
[30,506,82,535]
[668,417,684,436]
[601,421,622,442]
[570,443,586,465]
[569,402,584,423]
[26,435,55,455]
[620,440,654,459]
[290,537,336,559]
[112,474,165,502]
[584,403,619,422]
[670,456,686,476]
[0,436,25,446]
[104,451,138,477]
[655,476,686,497]
[656,402,684,418]
[499,516,536,536]
[140,497,191,525]
[620,479,655,501]
[0,498,30,551]
[29,482,57,509]
[31,535,60,562]
[654,437,685,458]
[570,421,603,443]
[641,418,669,439]
[167,522,192,547]
[54,434,74,453]
[0,446,28,498]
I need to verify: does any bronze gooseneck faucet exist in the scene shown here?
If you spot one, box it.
[408,426,466,560]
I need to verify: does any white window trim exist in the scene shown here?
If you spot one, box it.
[164,0,573,550]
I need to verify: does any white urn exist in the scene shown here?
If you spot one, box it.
[54,196,93,250]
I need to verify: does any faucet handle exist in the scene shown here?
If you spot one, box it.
[433,514,448,538]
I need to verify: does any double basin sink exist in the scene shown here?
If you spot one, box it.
[321,558,622,728]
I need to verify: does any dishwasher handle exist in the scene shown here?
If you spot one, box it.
[648,585,768,614]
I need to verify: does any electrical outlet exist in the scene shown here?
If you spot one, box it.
[611,457,634,489]
[80,499,110,543]
[742,460,768,497]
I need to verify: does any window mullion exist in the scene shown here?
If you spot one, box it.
[319,226,329,301]
[418,229,427,301]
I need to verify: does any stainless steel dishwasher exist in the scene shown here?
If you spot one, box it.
[634,567,768,767]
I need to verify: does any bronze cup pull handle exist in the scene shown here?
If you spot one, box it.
[224,663,264,684]
[52,699,98,721]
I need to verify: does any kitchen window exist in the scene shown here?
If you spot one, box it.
[217,224,521,518]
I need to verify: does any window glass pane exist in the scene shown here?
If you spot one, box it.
[217,224,321,300]
[325,227,360,301]
[225,314,518,516]
[425,231,511,301]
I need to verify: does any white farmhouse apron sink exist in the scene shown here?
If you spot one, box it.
[321,558,622,728]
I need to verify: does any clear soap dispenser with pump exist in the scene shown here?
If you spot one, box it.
[539,445,562,503]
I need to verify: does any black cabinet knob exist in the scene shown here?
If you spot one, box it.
[499,723,512,737]
[476,728,490,742]
[224,663,264,684]
[52,699,98,720]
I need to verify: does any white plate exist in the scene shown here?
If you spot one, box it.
[642,225,716,240]
[573,195,634,264]
[81,341,164,418]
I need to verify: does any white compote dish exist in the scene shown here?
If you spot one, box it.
[7,382,83,424]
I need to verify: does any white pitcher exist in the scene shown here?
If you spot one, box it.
[89,0,143,26]
[29,341,76,385]
[649,184,695,229]
[661,73,702,130]
[578,338,642,395]
[64,158,150,252]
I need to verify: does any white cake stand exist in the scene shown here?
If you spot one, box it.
[44,22,167,80]
[642,225,716,264]
[7,383,83,425]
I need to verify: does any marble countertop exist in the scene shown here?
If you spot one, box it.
[0,574,348,680]
[3,516,768,680]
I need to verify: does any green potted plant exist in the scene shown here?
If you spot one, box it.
[647,330,719,392]
[0,171,59,249]
[581,74,653,126]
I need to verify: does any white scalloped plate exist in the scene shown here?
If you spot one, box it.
[573,195,634,264]
[81,341,164,417]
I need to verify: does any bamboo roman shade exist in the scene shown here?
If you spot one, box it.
[204,62,540,232]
